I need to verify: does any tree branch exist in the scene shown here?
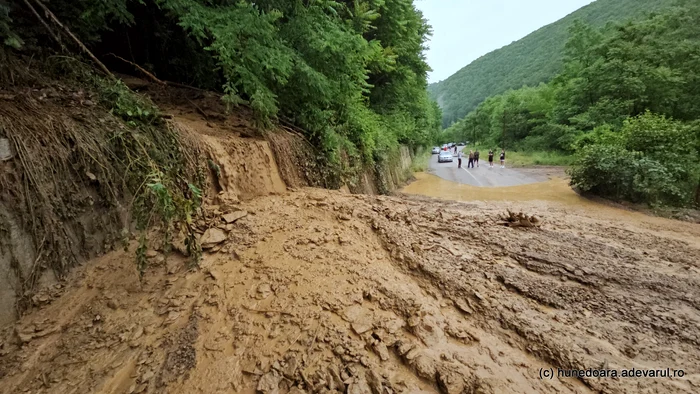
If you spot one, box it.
[21,0,66,52]
[31,0,113,78]
[105,53,166,85]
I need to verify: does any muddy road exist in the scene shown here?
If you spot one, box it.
[1,181,699,394]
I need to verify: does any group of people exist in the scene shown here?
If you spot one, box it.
[456,148,506,169]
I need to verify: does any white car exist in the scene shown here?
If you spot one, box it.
[438,151,453,163]
[431,147,440,154]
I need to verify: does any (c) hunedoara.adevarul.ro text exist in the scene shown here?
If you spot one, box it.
[539,367,686,380]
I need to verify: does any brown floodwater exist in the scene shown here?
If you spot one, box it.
[402,172,581,204]
[401,172,700,244]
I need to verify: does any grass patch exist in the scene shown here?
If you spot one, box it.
[411,146,432,172]
[503,150,573,167]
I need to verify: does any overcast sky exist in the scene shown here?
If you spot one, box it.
[415,0,596,83]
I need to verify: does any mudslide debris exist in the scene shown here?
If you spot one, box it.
[499,209,542,228]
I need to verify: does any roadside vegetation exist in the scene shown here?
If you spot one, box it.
[1,0,442,188]
[410,146,432,172]
[441,1,700,207]
[497,151,573,168]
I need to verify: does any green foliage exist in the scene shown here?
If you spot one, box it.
[410,146,431,172]
[1,1,23,49]
[440,3,700,207]
[429,0,677,128]
[505,151,575,167]
[7,0,441,188]
[99,79,159,125]
[569,113,699,206]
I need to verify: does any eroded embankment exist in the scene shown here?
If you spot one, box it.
[0,78,317,327]
[0,186,698,394]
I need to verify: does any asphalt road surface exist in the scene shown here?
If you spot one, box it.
[429,148,547,187]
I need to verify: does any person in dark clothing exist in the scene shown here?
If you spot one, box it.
[454,145,458,154]
[467,150,475,168]
[474,149,480,167]
[500,149,506,168]
[488,150,494,168]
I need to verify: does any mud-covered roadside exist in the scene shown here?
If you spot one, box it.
[1,188,699,394]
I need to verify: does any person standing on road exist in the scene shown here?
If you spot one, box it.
[500,149,506,168]
[468,150,475,168]
[488,150,494,168]
[454,145,458,154]
[474,149,480,168]
[457,150,463,168]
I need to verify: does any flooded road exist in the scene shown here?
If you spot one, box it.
[403,172,579,204]
[401,171,700,246]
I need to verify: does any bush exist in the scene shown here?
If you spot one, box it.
[569,145,633,198]
[568,144,689,205]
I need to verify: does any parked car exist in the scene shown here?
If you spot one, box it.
[457,142,465,146]
[438,151,454,163]
[431,147,440,154]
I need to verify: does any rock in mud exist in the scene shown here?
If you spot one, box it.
[395,340,415,356]
[223,210,248,223]
[256,283,273,299]
[454,298,473,315]
[257,370,282,394]
[281,356,298,379]
[166,259,180,274]
[372,342,390,361]
[366,370,384,394]
[0,138,13,161]
[351,321,373,335]
[436,367,466,394]
[410,354,437,380]
[200,228,227,248]
[347,376,372,394]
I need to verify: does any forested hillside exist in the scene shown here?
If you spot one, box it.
[442,2,700,207]
[1,0,441,183]
[429,0,676,128]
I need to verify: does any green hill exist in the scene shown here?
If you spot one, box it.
[429,0,678,128]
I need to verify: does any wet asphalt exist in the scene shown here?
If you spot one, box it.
[429,147,546,187]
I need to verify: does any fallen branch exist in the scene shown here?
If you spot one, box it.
[105,53,166,85]
[187,98,209,121]
[105,54,215,96]
[242,304,295,317]
[21,0,66,52]
[31,0,113,78]
[424,243,456,256]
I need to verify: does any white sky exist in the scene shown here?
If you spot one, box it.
[415,0,596,83]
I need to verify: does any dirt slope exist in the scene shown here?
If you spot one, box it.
[1,185,699,394]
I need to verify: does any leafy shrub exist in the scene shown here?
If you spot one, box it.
[1,2,22,49]
[568,143,692,206]
[569,144,639,199]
